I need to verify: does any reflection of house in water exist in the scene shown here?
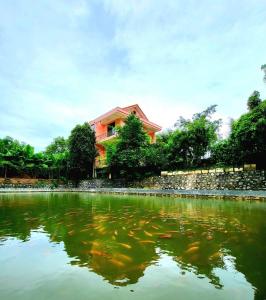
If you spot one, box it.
[0,193,265,297]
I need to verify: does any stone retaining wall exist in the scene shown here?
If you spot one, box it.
[136,170,266,190]
[1,170,265,191]
[78,179,125,189]
[78,170,266,190]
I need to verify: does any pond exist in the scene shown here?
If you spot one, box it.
[0,193,266,300]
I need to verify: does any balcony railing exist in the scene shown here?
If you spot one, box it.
[96,130,117,142]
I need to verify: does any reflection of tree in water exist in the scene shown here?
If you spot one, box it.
[0,193,266,297]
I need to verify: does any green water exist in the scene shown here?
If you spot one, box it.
[0,193,266,300]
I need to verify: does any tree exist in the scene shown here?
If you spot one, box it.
[0,137,35,178]
[68,123,97,180]
[45,136,69,179]
[142,143,168,175]
[229,100,266,168]
[210,139,233,166]
[247,91,261,111]
[45,136,68,155]
[108,114,149,180]
[165,105,221,169]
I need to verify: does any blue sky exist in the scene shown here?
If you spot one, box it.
[0,0,265,151]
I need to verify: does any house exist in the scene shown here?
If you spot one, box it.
[89,104,162,173]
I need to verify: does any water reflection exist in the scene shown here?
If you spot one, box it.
[0,193,266,299]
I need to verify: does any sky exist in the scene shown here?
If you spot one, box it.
[0,0,266,151]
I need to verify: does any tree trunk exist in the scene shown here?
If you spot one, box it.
[4,166,7,179]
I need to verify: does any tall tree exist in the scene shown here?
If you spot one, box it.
[68,123,97,180]
[108,114,149,179]
[229,99,266,168]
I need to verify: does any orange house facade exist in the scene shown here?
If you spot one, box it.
[89,104,162,171]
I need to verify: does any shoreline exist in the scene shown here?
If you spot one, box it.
[0,188,266,201]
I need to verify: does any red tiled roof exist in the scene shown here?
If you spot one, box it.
[89,104,161,131]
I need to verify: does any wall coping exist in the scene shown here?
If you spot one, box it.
[0,188,265,201]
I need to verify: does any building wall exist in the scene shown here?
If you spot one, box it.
[148,131,156,143]
[95,122,107,138]
[115,118,124,127]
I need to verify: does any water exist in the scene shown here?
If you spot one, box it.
[0,193,266,300]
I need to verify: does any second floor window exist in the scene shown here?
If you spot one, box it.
[107,122,116,137]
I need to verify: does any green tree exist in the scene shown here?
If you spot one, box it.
[45,136,69,179]
[108,114,149,180]
[68,123,97,180]
[45,136,68,155]
[142,143,168,175]
[165,105,220,169]
[0,137,35,178]
[229,99,266,168]
[210,139,233,166]
[247,91,261,111]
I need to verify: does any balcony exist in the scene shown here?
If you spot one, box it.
[96,128,117,143]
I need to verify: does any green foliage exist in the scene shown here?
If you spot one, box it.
[0,136,70,179]
[116,114,149,149]
[142,143,167,172]
[50,180,59,189]
[45,136,68,155]
[0,137,35,178]
[247,91,261,111]
[45,136,70,179]
[210,99,266,168]
[0,126,96,181]
[106,141,118,166]
[162,105,220,169]
[210,139,233,166]
[108,114,149,180]
[229,100,266,167]
[68,123,97,180]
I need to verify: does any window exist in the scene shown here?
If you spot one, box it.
[107,122,116,137]
[91,124,95,131]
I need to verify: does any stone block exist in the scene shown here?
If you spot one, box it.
[244,164,256,171]
[193,170,200,174]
